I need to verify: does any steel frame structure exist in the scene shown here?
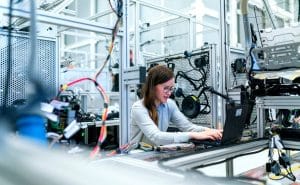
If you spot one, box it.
[0,0,244,146]
[131,0,196,65]
[0,1,129,146]
[256,96,300,139]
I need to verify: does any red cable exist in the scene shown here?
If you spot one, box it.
[58,77,110,157]
[63,0,123,159]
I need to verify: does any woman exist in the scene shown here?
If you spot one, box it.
[130,65,222,146]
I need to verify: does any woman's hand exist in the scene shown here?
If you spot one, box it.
[189,129,223,141]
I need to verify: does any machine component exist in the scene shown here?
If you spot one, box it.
[250,25,300,76]
[252,42,300,71]
[84,124,119,149]
[267,132,296,181]
[147,63,159,71]
[183,50,192,58]
[47,105,76,134]
[181,95,200,118]
[167,62,175,72]
[174,87,184,98]
[194,51,209,69]
[63,120,80,139]
[175,49,210,91]
[146,45,217,126]
[47,93,80,136]
[181,86,235,118]
[260,25,300,47]
[231,58,246,73]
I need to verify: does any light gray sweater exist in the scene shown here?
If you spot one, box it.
[130,99,207,146]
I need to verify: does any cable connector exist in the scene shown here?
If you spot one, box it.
[279,152,291,168]
[63,120,80,139]
[117,0,123,17]
[271,161,281,176]
[61,84,68,91]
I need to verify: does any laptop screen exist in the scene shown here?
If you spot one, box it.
[190,103,247,146]
[221,103,247,145]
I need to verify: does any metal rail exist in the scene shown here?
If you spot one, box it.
[160,140,268,170]
[0,5,117,35]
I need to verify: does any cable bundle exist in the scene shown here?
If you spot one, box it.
[267,132,296,182]
[55,0,123,159]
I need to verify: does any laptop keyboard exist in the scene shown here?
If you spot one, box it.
[190,139,222,147]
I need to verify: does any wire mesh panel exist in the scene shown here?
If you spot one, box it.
[0,31,57,106]
[145,44,217,127]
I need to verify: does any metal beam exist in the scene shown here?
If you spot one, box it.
[49,0,74,14]
[131,0,191,19]
[88,9,113,21]
[256,96,300,110]
[140,16,187,33]
[160,140,268,170]
[262,0,278,29]
[219,0,227,128]
[0,5,117,35]
[282,140,300,150]
[120,0,130,145]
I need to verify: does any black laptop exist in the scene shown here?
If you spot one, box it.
[191,103,247,147]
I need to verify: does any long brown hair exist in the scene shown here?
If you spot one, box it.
[142,65,174,125]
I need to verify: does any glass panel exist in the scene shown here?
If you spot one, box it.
[0,0,122,115]
[230,0,299,48]
[128,0,220,64]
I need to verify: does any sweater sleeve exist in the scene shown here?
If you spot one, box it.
[131,101,190,146]
[168,99,207,132]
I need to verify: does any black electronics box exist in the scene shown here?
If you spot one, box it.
[279,128,300,141]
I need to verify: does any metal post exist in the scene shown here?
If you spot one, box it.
[210,44,218,128]
[188,16,196,50]
[256,98,265,138]
[134,1,141,65]
[226,160,234,177]
[262,0,278,29]
[120,0,130,145]
[218,0,227,126]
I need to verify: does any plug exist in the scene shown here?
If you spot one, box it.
[271,161,281,176]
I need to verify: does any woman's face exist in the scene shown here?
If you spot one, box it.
[154,78,175,106]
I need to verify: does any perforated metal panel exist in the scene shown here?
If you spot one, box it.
[0,31,57,106]
[145,45,216,127]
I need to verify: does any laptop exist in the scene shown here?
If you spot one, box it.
[190,103,247,147]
